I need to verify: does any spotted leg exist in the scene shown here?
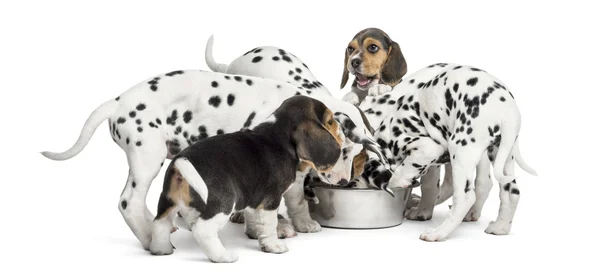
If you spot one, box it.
[419,144,482,242]
[284,170,322,233]
[464,154,493,222]
[119,138,167,250]
[485,153,520,235]
[405,166,440,221]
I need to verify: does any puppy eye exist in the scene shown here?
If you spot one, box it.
[368,44,379,53]
[328,119,335,125]
[347,46,354,53]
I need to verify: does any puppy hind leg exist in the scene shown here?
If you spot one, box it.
[405,166,440,221]
[464,154,493,222]
[284,171,322,233]
[149,195,178,255]
[192,213,238,263]
[119,138,167,250]
[486,154,519,235]
[419,144,482,242]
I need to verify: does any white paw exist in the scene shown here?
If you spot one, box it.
[277,219,297,239]
[140,234,152,251]
[405,194,421,210]
[368,84,392,96]
[419,228,448,242]
[149,240,174,256]
[342,92,360,105]
[292,218,322,233]
[405,207,433,221]
[260,240,289,254]
[209,251,239,263]
[463,209,481,222]
[485,221,511,235]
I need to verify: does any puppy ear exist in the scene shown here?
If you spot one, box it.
[381,40,407,87]
[351,149,369,178]
[333,112,387,164]
[340,50,350,89]
[294,121,341,171]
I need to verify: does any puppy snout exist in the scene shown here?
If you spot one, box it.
[337,178,349,186]
[351,58,362,68]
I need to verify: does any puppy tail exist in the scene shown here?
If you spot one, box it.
[41,99,118,161]
[492,122,518,186]
[513,139,538,176]
[174,157,209,203]
[205,34,229,73]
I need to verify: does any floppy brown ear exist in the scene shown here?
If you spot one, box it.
[381,40,407,87]
[340,50,350,89]
[294,121,342,172]
[352,149,368,178]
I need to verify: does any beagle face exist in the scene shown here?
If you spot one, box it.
[340,28,407,91]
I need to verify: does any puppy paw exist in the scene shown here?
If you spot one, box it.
[277,218,297,239]
[342,92,360,105]
[463,209,481,222]
[485,221,511,235]
[209,251,239,263]
[292,218,322,233]
[419,228,448,242]
[149,240,174,256]
[260,240,289,254]
[368,84,392,96]
[405,207,433,221]
[405,194,421,210]
[229,211,245,224]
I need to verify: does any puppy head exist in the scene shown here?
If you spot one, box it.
[340,28,407,91]
[275,96,346,181]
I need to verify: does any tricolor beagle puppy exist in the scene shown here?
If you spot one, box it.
[341,28,408,105]
[149,96,343,263]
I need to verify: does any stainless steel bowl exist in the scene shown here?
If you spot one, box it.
[308,183,413,229]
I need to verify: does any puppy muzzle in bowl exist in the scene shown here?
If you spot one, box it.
[307,182,414,229]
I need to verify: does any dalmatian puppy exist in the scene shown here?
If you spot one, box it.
[41,69,387,250]
[150,96,344,263]
[340,28,408,105]
[358,63,537,241]
[204,36,390,225]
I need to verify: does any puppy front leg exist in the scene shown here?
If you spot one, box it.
[245,208,289,254]
[405,166,440,221]
[283,171,322,233]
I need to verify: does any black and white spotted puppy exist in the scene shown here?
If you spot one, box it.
[204,37,391,205]
[358,63,537,241]
[41,69,385,251]
[149,96,344,263]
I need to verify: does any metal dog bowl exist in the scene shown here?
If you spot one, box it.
[308,183,413,229]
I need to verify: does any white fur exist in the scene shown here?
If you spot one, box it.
[174,157,208,203]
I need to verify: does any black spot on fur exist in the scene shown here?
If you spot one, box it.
[208,96,221,107]
[156,118,162,125]
[282,55,292,62]
[511,188,520,195]
[466,77,478,86]
[500,96,506,102]
[126,138,130,144]
[211,81,219,88]
[121,200,127,210]
[115,96,120,101]
[251,56,263,63]
[227,94,235,106]
[217,129,224,135]
[137,127,143,133]
[129,111,136,118]
[183,111,192,123]
[166,110,178,126]
[132,181,136,188]
[243,112,256,128]
[136,141,142,146]
[234,76,242,82]
[272,56,280,61]
[136,103,146,111]
[246,79,253,86]
[225,75,231,80]
[117,117,126,124]
[165,70,184,77]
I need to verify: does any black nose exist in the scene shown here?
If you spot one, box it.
[351,58,361,68]
[338,179,349,186]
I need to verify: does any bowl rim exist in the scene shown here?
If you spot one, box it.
[309,182,410,192]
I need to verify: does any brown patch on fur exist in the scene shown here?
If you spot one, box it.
[352,149,368,178]
[158,167,192,219]
[298,159,333,173]
[321,109,343,146]
[360,37,388,78]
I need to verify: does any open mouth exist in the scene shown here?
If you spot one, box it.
[354,72,375,88]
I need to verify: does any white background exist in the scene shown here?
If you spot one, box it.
[2,0,598,277]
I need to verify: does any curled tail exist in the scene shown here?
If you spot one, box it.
[41,99,119,161]
[174,157,208,203]
[205,34,229,73]
[492,123,518,185]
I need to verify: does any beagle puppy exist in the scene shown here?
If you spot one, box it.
[340,28,408,105]
[149,96,344,263]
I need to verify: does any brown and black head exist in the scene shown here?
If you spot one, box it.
[340,28,407,91]
[270,96,345,176]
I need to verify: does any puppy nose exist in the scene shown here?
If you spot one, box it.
[338,178,349,186]
[351,58,361,68]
